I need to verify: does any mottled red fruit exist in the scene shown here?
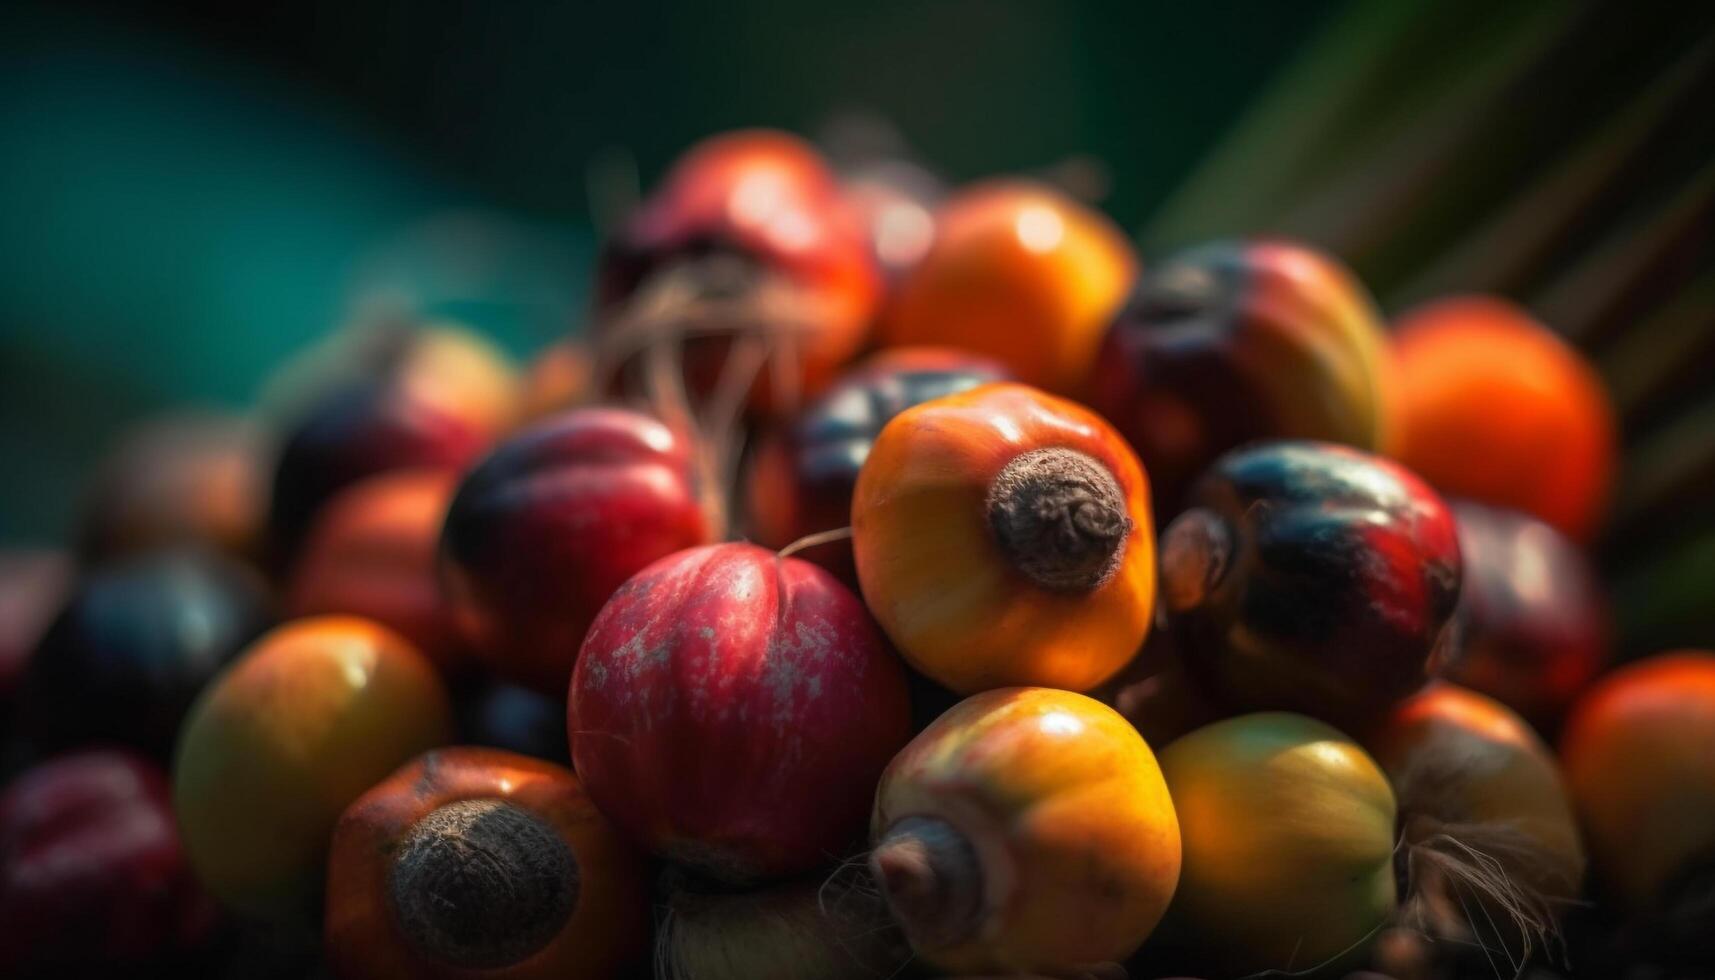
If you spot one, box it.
[569,542,912,882]
[269,382,488,567]
[1444,501,1609,728]
[1160,441,1461,728]
[442,408,712,694]
[1,750,216,977]
[745,347,1011,582]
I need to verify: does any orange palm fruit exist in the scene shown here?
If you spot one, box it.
[1389,296,1616,541]
[853,383,1155,693]
[172,616,452,925]
[879,182,1137,394]
[1157,713,1397,977]
[324,747,647,980]
[869,687,1181,975]
[1366,684,1584,957]
[1561,651,1715,911]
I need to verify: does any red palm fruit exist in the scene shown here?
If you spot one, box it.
[1,750,216,977]
[440,407,713,694]
[569,542,911,882]
[1443,500,1609,729]
[1159,441,1461,729]
[595,130,882,413]
[1085,239,1390,517]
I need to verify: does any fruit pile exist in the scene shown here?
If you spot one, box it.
[1,128,1706,980]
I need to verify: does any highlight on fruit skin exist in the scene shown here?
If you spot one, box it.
[324,746,647,980]
[285,469,465,671]
[594,129,882,412]
[440,407,713,694]
[569,542,912,883]
[869,687,1181,975]
[1560,651,1715,914]
[1084,238,1390,515]
[1389,295,1616,542]
[1364,683,1585,964]
[853,382,1156,694]
[879,180,1137,394]
[1444,500,1610,728]
[1155,712,1397,978]
[172,616,453,925]
[1158,440,1461,728]
[745,345,1012,580]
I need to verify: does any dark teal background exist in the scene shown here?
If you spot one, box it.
[0,1,1337,546]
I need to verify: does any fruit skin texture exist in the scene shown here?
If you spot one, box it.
[569,542,911,882]
[1,750,216,977]
[1085,238,1389,515]
[746,346,1012,579]
[21,548,274,761]
[286,469,465,671]
[1389,296,1616,541]
[172,616,453,926]
[1560,651,1715,910]
[853,382,1156,694]
[871,687,1180,975]
[595,129,881,406]
[1158,713,1397,977]
[880,181,1137,394]
[1160,441,1461,728]
[325,747,647,980]
[441,407,712,694]
[1444,500,1609,728]
[1365,683,1585,918]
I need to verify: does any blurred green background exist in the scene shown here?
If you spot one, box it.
[0,0,1343,546]
[2,1,1712,650]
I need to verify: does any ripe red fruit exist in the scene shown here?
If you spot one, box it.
[569,542,911,882]
[441,408,714,694]
[1,750,216,976]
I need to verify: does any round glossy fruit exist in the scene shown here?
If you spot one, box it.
[441,407,712,693]
[569,542,911,882]
[595,129,881,410]
[1366,684,1584,952]
[268,381,488,567]
[286,470,464,671]
[1561,651,1715,910]
[745,346,1011,579]
[21,548,273,760]
[1086,238,1389,514]
[881,181,1136,394]
[325,747,647,980]
[1,750,216,977]
[1160,441,1461,727]
[854,383,1155,693]
[1158,713,1397,977]
[173,616,453,925]
[1444,500,1609,727]
[1390,296,1616,541]
[870,687,1181,975]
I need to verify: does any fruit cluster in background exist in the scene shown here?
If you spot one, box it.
[0,110,1708,980]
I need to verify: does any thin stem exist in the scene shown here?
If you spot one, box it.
[778,526,854,560]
